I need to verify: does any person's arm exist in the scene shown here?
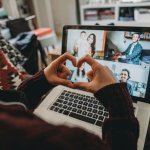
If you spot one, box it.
[94,83,139,150]
[18,52,76,109]
[74,55,139,150]
[17,70,54,109]
[95,83,134,118]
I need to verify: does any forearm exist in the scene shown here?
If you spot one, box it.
[94,83,135,118]
[94,83,139,150]
[17,70,55,109]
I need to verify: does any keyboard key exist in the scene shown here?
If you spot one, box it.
[63,110,69,115]
[87,108,92,112]
[77,105,82,109]
[82,111,87,116]
[63,101,68,104]
[88,103,93,107]
[53,102,59,106]
[70,94,74,98]
[99,106,104,110]
[93,100,98,104]
[65,93,69,96]
[83,102,88,106]
[67,107,72,111]
[104,112,109,117]
[50,105,55,110]
[93,114,98,119]
[93,105,98,109]
[74,100,78,103]
[72,108,77,112]
[72,103,77,107]
[69,112,96,124]
[87,112,92,117]
[78,97,83,100]
[79,101,83,105]
[92,109,97,113]
[59,95,65,99]
[98,116,104,121]
[63,105,67,109]
[77,109,82,114]
[98,111,103,115]
[58,109,63,113]
[83,97,87,101]
[54,107,59,112]
[65,97,69,100]
[57,99,63,103]
[58,103,63,108]
[82,106,87,110]
[95,120,103,127]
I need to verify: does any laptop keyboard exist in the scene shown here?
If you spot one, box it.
[49,90,109,127]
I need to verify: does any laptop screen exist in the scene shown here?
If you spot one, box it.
[62,25,150,102]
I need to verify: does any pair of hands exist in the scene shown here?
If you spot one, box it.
[44,52,116,93]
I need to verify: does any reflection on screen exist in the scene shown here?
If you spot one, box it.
[66,29,150,98]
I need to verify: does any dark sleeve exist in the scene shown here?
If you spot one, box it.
[17,70,55,109]
[94,83,139,150]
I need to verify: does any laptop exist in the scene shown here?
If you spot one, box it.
[34,25,150,150]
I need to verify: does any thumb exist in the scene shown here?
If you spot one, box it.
[55,77,73,87]
[87,70,93,81]
[74,82,90,91]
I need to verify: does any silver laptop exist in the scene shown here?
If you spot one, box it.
[34,25,150,150]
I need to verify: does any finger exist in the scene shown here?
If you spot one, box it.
[58,64,70,73]
[77,55,102,70]
[104,66,114,76]
[58,71,71,79]
[54,77,73,87]
[104,66,117,81]
[87,70,93,81]
[58,64,71,78]
[56,52,76,67]
[74,82,90,91]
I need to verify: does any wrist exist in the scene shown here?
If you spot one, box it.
[44,67,52,84]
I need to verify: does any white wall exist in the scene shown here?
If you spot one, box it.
[3,0,78,36]
[51,0,77,36]
[32,0,54,29]
[3,0,20,18]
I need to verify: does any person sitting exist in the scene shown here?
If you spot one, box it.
[0,52,139,150]
[119,69,133,95]
[118,33,143,65]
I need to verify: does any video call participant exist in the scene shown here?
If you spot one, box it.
[87,33,96,57]
[119,69,133,95]
[73,31,88,57]
[118,33,143,65]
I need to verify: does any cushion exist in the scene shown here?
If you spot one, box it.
[0,37,27,74]
[0,50,23,90]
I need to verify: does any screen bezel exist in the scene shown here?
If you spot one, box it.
[62,25,150,104]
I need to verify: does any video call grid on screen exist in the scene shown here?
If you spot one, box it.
[62,26,150,100]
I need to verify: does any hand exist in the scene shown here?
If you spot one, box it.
[112,52,122,60]
[74,55,116,93]
[44,52,76,88]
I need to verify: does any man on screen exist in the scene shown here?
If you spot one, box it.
[119,69,133,95]
[118,33,143,65]
[73,31,88,57]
